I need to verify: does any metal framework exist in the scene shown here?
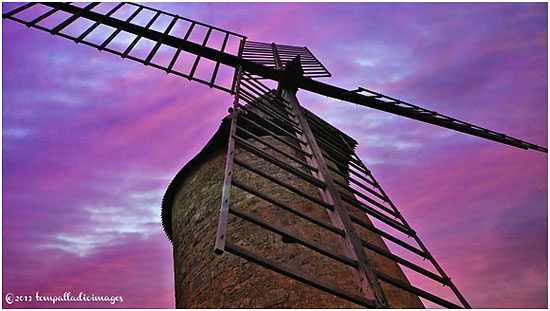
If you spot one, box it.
[3,2,546,153]
[213,68,470,308]
[209,35,473,306]
[3,2,246,93]
[241,40,331,79]
[3,2,547,309]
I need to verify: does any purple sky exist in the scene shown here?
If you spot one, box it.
[2,2,547,309]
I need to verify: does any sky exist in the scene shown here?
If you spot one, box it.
[2,2,547,309]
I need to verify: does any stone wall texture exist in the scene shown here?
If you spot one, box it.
[169,134,423,308]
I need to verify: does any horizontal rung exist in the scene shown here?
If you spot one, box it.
[237,90,284,115]
[224,241,375,308]
[234,136,325,188]
[237,103,306,145]
[241,47,276,53]
[2,2,36,18]
[302,63,328,67]
[327,162,354,181]
[243,40,271,46]
[308,120,345,143]
[334,177,386,203]
[338,185,397,218]
[315,136,350,157]
[239,88,293,120]
[126,2,246,39]
[349,215,427,258]
[242,54,276,59]
[232,179,344,236]
[242,46,271,51]
[236,126,318,172]
[245,61,276,66]
[239,89,298,128]
[331,162,377,188]
[239,82,292,111]
[321,151,353,173]
[229,206,358,268]
[376,271,461,308]
[26,6,60,27]
[316,141,369,175]
[348,172,378,190]
[75,3,125,43]
[50,3,100,35]
[360,238,448,285]
[342,165,385,198]
[237,112,312,158]
[322,150,373,182]
[314,137,354,159]
[241,78,290,107]
[234,158,333,210]
[341,194,413,236]
[305,74,332,78]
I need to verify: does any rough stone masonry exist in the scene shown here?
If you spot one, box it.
[161,108,424,308]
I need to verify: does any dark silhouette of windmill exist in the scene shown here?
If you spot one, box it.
[3,2,547,309]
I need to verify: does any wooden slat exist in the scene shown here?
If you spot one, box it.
[234,136,325,189]
[360,238,448,285]
[376,271,462,309]
[2,2,36,18]
[166,21,195,72]
[144,15,179,65]
[189,27,213,79]
[235,126,317,172]
[229,206,358,268]
[238,87,300,129]
[236,101,305,144]
[214,68,243,253]
[26,6,60,27]
[122,11,162,58]
[233,158,333,210]
[337,182,397,218]
[349,214,427,258]
[224,241,376,308]
[99,6,143,50]
[232,179,344,236]
[75,3,125,43]
[237,111,312,158]
[50,3,100,35]
[209,32,230,87]
[340,192,413,236]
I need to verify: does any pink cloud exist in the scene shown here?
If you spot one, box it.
[3,2,546,309]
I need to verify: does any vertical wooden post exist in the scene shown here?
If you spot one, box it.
[271,44,389,307]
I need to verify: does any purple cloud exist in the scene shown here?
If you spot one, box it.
[2,2,547,308]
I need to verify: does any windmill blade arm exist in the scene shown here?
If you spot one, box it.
[293,77,547,153]
[3,2,248,94]
[1,2,291,93]
[4,3,546,153]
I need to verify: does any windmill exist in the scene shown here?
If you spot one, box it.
[2,2,546,309]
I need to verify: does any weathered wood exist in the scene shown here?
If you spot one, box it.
[225,241,376,308]
[214,67,243,253]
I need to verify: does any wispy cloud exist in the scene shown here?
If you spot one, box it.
[2,2,546,308]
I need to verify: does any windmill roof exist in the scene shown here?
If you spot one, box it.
[161,105,357,242]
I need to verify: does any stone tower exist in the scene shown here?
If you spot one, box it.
[161,101,424,308]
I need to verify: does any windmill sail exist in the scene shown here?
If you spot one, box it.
[4,2,546,309]
[210,69,470,307]
[3,2,547,153]
[295,80,548,153]
[241,40,331,79]
[3,2,247,93]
